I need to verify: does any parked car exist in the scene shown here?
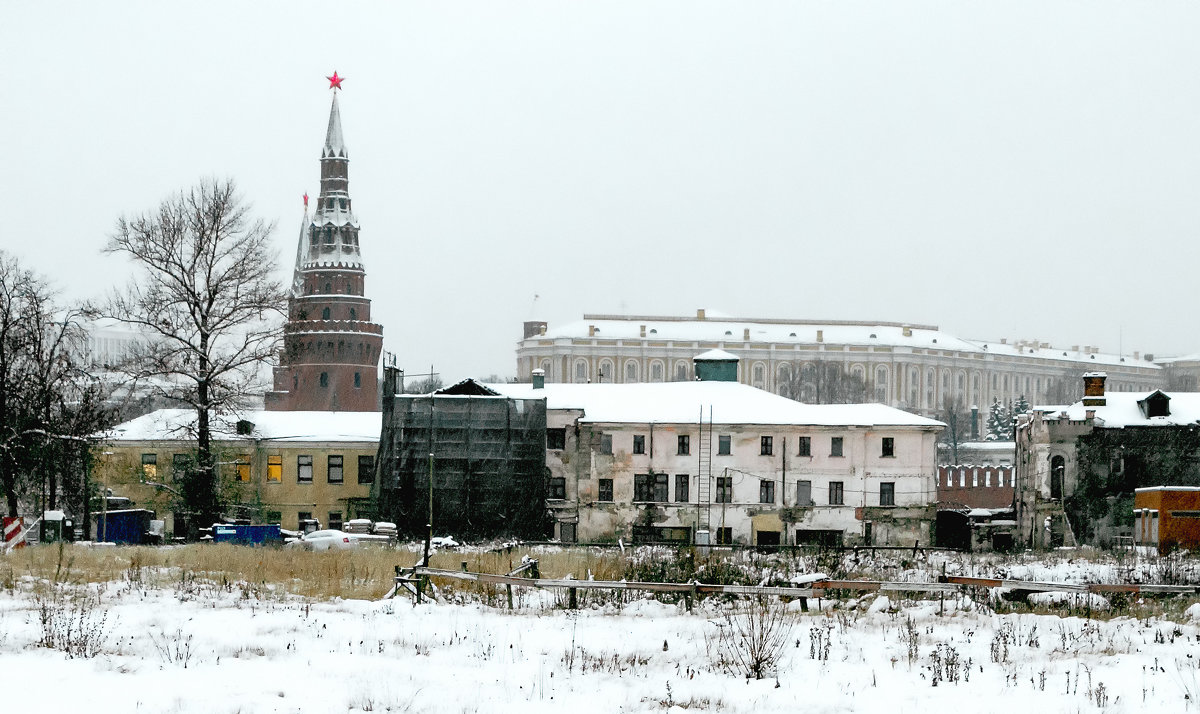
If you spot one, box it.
[285,529,359,551]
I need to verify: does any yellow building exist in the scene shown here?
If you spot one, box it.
[96,409,381,535]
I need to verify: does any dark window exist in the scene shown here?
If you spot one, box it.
[759,479,775,504]
[880,482,895,506]
[297,511,313,524]
[677,434,690,456]
[830,436,844,457]
[349,307,357,321]
[327,455,344,484]
[328,511,343,530]
[633,434,645,455]
[354,372,361,389]
[549,477,566,499]
[263,510,282,523]
[797,436,811,457]
[760,436,773,456]
[319,372,329,388]
[716,526,733,544]
[598,478,613,502]
[1050,455,1065,500]
[675,474,689,502]
[718,434,731,455]
[297,455,313,483]
[716,476,733,503]
[881,437,895,458]
[599,433,613,455]
[796,480,813,506]
[829,481,844,505]
[321,307,331,320]
[635,473,669,502]
[546,428,566,450]
[357,455,375,484]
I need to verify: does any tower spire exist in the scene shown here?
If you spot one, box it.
[323,93,347,159]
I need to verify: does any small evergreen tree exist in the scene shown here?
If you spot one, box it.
[1013,395,1032,417]
[985,399,1010,441]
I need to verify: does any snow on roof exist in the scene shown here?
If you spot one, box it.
[485,381,944,428]
[101,408,382,443]
[1050,392,1200,428]
[533,314,1159,370]
[694,348,739,361]
[1136,486,1200,493]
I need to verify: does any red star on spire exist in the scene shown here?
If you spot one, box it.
[327,71,345,90]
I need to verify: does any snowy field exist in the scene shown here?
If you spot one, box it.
[4,547,1200,713]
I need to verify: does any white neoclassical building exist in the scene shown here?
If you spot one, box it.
[517,310,1165,419]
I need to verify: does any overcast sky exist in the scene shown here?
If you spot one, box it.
[4,2,1200,381]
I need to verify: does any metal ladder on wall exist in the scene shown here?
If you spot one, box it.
[696,406,713,539]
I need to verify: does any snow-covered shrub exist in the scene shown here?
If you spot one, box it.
[35,584,109,658]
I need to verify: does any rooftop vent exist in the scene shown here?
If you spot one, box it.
[697,308,706,320]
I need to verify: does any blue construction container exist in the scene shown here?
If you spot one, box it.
[213,523,282,545]
[94,509,155,545]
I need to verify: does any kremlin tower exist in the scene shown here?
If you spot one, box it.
[265,74,384,411]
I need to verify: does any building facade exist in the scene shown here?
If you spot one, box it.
[97,409,381,535]
[265,91,383,412]
[1015,373,1200,548]
[516,311,1164,419]
[489,377,944,547]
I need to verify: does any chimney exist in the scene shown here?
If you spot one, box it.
[523,321,548,339]
[531,368,545,389]
[1082,371,1107,407]
[697,308,706,320]
[1000,337,1007,345]
[640,324,646,338]
[1133,351,1140,360]
[743,328,750,341]
[816,329,824,343]
[1072,345,1079,352]
[902,325,912,337]
[1085,409,1096,420]
[588,324,596,337]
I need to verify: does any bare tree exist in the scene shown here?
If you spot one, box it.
[778,360,868,404]
[96,179,286,533]
[939,396,972,465]
[0,252,106,519]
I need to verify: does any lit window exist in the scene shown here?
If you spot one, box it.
[235,456,251,483]
[267,455,282,483]
[141,453,157,480]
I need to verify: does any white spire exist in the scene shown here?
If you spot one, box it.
[323,94,347,158]
[291,208,309,298]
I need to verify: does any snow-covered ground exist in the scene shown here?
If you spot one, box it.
[4,555,1200,714]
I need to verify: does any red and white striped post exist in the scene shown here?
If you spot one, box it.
[3,516,25,549]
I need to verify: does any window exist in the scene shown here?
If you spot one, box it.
[263,510,282,524]
[830,437,844,457]
[546,428,566,450]
[172,453,190,481]
[829,481,844,505]
[357,455,375,484]
[797,436,811,457]
[235,456,251,483]
[677,434,690,456]
[634,473,669,502]
[759,479,775,504]
[327,455,344,484]
[675,474,689,502]
[760,436,773,456]
[796,480,813,506]
[328,512,343,530]
[675,362,689,381]
[598,478,613,502]
[716,476,733,503]
[141,453,157,480]
[354,372,361,389]
[321,307,331,320]
[297,455,313,483]
[574,360,588,383]
[881,437,895,458]
[267,455,282,483]
[715,526,733,545]
[319,372,329,388]
[633,435,646,455]
[650,362,664,382]
[718,435,731,455]
[880,482,895,506]
[297,511,313,525]
[598,433,613,455]
[349,307,357,320]
[549,477,566,499]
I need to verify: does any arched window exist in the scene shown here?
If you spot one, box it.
[624,360,639,383]
[1050,455,1065,500]
[321,307,331,320]
[354,372,361,389]
[598,359,614,383]
[752,363,765,388]
[650,360,664,382]
[540,359,552,380]
[324,282,332,294]
[574,360,589,383]
[319,372,329,388]
[349,307,357,321]
[675,361,690,382]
